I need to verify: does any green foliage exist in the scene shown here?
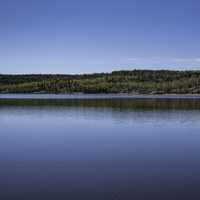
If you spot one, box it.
[1,70,200,94]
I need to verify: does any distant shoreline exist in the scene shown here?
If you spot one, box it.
[1,93,200,100]
[1,70,200,94]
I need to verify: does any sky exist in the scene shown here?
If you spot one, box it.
[0,0,200,74]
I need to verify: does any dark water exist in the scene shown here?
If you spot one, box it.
[1,95,200,199]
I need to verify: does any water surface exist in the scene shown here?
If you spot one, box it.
[0,95,200,199]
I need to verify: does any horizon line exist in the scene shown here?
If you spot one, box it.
[1,68,200,76]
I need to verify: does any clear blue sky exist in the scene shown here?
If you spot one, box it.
[0,0,200,74]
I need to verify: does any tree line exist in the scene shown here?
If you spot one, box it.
[1,70,200,94]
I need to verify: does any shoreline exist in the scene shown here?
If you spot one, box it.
[1,93,200,99]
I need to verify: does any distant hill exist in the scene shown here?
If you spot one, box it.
[1,70,200,94]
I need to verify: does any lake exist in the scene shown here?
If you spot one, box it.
[1,94,200,199]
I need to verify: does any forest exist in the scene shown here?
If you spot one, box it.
[1,70,200,94]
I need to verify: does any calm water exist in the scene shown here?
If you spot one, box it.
[1,95,200,199]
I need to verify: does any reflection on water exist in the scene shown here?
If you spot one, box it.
[0,97,200,199]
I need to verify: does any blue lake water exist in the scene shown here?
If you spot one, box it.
[0,95,200,199]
